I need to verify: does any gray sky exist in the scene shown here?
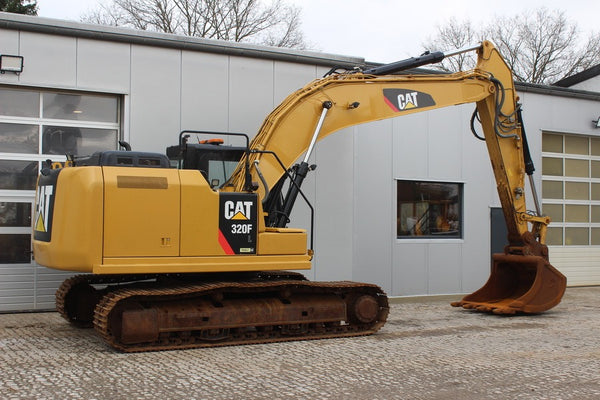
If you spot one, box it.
[37,0,600,63]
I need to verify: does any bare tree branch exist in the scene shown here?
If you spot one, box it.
[261,4,305,49]
[421,7,600,84]
[81,0,307,49]
[422,18,481,72]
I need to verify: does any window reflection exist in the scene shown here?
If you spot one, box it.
[397,181,462,238]
[0,234,31,263]
[43,93,118,123]
[0,123,39,154]
[0,202,32,227]
[0,88,39,118]
[565,227,589,246]
[0,160,39,190]
[43,126,117,156]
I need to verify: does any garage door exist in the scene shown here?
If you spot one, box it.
[542,131,600,286]
[0,86,120,311]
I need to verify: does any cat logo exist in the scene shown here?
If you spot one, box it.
[224,200,253,220]
[219,194,257,255]
[383,88,436,112]
[34,185,54,233]
[398,91,419,110]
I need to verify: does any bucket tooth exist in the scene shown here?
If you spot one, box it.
[492,307,516,315]
[452,253,566,314]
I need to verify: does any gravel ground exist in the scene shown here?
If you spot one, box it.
[1,287,598,400]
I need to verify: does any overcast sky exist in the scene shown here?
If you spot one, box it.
[36,0,600,63]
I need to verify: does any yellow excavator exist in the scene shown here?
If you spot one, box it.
[33,41,566,352]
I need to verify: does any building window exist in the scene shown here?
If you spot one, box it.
[0,87,120,158]
[397,180,463,238]
[0,160,39,190]
[542,132,600,246]
[0,202,31,227]
[0,234,31,263]
[0,86,121,264]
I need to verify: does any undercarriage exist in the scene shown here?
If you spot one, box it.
[56,272,389,352]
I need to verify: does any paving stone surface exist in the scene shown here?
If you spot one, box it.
[0,287,599,399]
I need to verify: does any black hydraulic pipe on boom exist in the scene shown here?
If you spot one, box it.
[516,105,543,216]
[363,52,445,75]
[363,44,481,76]
[517,106,535,177]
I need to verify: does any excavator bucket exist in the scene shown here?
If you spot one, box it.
[452,254,566,314]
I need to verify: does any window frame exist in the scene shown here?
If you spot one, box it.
[0,87,121,162]
[541,132,600,246]
[396,179,464,240]
[0,86,122,264]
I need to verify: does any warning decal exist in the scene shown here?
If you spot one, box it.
[35,208,47,232]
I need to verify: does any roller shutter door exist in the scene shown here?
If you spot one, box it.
[541,132,600,286]
[0,87,120,311]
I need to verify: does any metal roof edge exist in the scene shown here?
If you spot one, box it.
[554,65,600,88]
[516,81,600,101]
[2,12,599,102]
[0,11,364,67]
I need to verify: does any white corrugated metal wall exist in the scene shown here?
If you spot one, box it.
[1,13,599,312]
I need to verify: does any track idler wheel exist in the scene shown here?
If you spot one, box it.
[351,295,380,324]
[452,253,567,314]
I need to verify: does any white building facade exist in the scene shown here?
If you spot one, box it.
[1,12,600,311]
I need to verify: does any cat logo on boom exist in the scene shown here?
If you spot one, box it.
[383,88,436,112]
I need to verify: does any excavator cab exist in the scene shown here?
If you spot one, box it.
[166,132,246,188]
